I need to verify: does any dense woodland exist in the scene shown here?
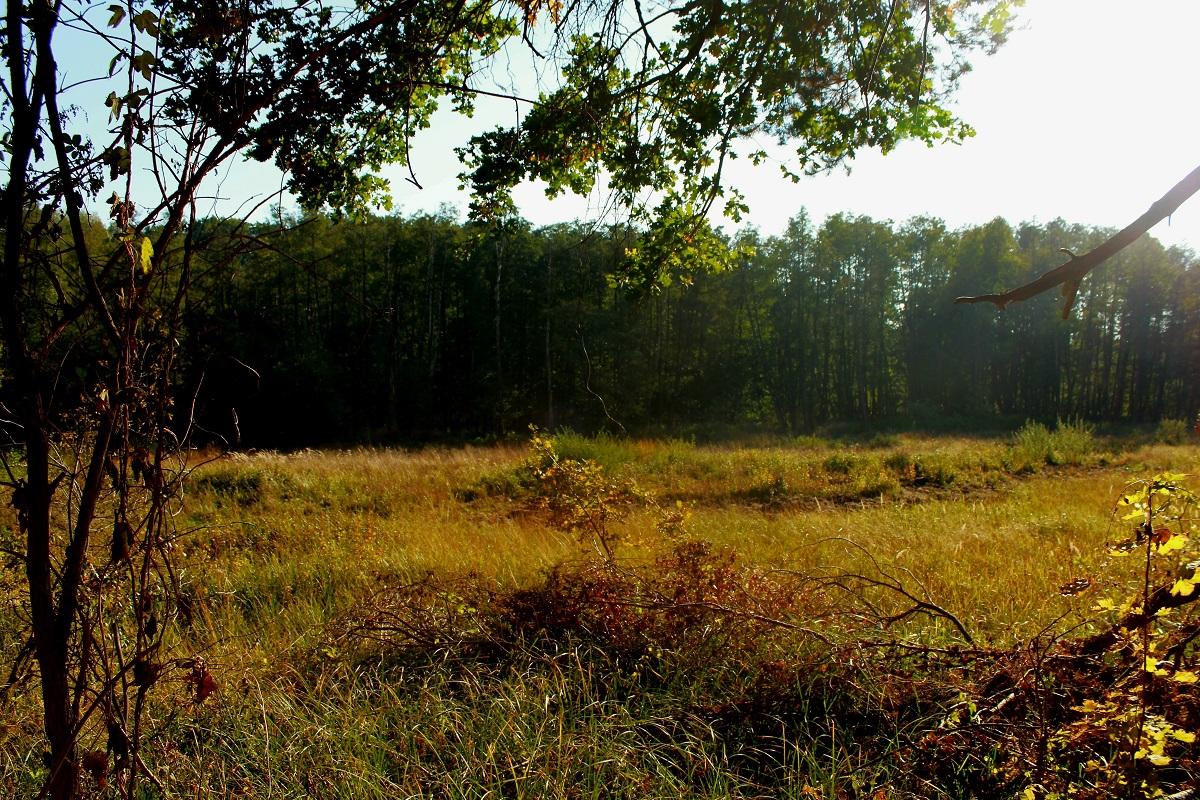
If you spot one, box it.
[179,211,1200,446]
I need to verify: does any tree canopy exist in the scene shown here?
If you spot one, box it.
[7,0,1016,283]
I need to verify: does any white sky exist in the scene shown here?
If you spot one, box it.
[367,0,1200,253]
[62,0,1200,252]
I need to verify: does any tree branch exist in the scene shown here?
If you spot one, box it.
[954,163,1200,318]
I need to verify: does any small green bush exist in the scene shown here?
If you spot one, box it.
[822,453,859,476]
[454,467,531,501]
[194,468,267,505]
[883,451,914,478]
[863,432,900,449]
[1155,418,1192,445]
[1011,418,1096,468]
[912,456,956,487]
[1011,420,1052,467]
[745,471,791,505]
[1047,418,1096,465]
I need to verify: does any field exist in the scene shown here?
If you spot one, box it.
[3,425,1199,798]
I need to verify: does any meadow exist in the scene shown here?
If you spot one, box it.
[3,422,1198,798]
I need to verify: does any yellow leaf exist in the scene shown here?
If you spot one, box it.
[1173,671,1198,684]
[1170,579,1195,597]
[1171,729,1197,743]
[139,237,153,273]
[1156,535,1186,554]
[1148,753,1171,766]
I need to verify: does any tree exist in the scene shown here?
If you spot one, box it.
[2,1,1012,796]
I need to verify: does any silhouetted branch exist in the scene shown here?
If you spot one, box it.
[955,163,1200,318]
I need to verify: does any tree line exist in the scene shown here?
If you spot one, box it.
[174,210,1198,447]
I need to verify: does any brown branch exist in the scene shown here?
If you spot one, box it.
[955,163,1200,318]
[1079,575,1200,656]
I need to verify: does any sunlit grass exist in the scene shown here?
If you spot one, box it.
[175,436,1196,652]
[3,433,1198,797]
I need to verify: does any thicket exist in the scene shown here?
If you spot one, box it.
[170,212,1199,447]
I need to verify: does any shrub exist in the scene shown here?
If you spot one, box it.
[883,451,915,479]
[912,455,957,487]
[1048,417,1096,464]
[1011,420,1053,467]
[863,432,900,449]
[745,470,791,505]
[1011,418,1096,468]
[822,453,859,476]
[1154,418,1192,445]
[550,430,638,473]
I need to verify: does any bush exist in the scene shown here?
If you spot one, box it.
[1155,418,1193,445]
[1011,418,1096,468]
[912,455,957,487]
[745,470,791,505]
[883,451,915,479]
[1048,417,1096,464]
[822,453,859,476]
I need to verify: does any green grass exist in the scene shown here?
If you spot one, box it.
[2,431,1199,797]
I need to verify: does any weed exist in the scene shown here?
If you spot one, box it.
[549,429,639,472]
[745,470,792,506]
[883,450,913,476]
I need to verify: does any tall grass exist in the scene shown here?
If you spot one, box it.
[2,433,1198,797]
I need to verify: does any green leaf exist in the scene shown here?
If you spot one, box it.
[105,91,122,121]
[131,51,156,80]
[132,10,159,37]
[107,4,125,27]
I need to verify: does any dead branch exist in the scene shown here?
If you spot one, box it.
[955,163,1200,318]
[782,537,976,645]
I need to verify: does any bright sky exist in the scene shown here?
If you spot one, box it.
[365,0,1200,253]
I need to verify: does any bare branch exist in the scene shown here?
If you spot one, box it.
[955,163,1200,318]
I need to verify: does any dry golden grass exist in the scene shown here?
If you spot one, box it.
[4,432,1199,797]
[178,435,1198,648]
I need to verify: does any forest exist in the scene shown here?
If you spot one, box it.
[183,211,1199,446]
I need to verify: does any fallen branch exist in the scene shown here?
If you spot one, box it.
[777,537,976,645]
[955,163,1200,318]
